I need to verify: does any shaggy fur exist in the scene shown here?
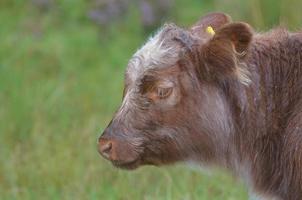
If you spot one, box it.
[98,12,302,200]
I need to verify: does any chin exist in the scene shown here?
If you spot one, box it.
[111,159,142,170]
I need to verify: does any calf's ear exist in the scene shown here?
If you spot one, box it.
[201,22,253,84]
[190,12,232,38]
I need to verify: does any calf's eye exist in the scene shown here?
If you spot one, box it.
[157,87,173,99]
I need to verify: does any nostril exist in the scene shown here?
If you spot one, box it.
[99,139,113,159]
[101,142,112,154]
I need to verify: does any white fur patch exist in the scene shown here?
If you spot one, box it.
[249,193,281,200]
[237,61,251,85]
[127,25,182,82]
[115,88,134,120]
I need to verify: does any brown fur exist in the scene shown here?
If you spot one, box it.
[98,12,302,199]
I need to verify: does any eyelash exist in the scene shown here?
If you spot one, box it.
[157,87,173,99]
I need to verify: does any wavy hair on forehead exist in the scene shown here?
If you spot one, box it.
[127,24,195,82]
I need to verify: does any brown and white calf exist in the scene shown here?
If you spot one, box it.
[98,12,302,200]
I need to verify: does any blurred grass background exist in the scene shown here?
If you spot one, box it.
[1,0,302,199]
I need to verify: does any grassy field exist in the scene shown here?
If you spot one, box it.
[1,1,302,199]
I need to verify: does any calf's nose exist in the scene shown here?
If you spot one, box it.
[98,138,113,160]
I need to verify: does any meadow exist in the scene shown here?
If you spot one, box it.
[1,0,302,199]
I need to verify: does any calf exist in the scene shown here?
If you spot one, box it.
[98,12,302,200]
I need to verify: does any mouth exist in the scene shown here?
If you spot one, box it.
[111,159,141,170]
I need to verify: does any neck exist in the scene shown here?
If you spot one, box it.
[220,29,302,197]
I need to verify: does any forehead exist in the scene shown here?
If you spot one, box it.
[126,24,187,83]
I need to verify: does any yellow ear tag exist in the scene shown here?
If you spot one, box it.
[206,26,215,35]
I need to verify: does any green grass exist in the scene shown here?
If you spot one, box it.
[1,1,302,199]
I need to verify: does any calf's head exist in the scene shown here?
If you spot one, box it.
[98,13,253,170]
